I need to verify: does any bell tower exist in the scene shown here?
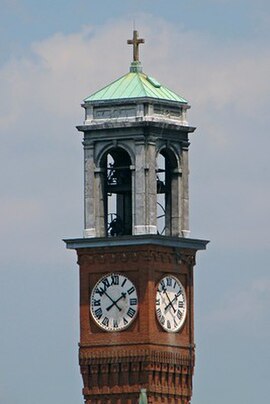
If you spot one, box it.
[65,31,208,404]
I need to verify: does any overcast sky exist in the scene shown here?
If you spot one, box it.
[0,1,269,404]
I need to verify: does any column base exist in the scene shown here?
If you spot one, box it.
[134,225,157,235]
[83,228,96,238]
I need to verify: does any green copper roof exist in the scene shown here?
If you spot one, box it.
[84,63,188,104]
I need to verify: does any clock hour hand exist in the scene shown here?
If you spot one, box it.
[106,292,126,312]
[165,299,176,312]
[103,291,122,312]
[165,294,177,312]
[161,286,176,313]
[165,291,182,312]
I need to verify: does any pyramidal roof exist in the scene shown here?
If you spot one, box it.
[84,62,188,104]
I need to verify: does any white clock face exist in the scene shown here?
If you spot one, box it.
[90,273,138,332]
[156,275,187,332]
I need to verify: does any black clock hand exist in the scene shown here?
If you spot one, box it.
[103,290,115,304]
[106,292,126,312]
[165,291,182,312]
[165,297,177,312]
[103,291,122,312]
[162,286,176,313]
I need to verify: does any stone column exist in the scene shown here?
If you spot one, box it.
[94,168,106,237]
[134,139,146,235]
[134,139,157,235]
[145,139,157,234]
[171,167,182,237]
[83,142,96,237]
[181,145,190,237]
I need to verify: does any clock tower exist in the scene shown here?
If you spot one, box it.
[65,31,208,404]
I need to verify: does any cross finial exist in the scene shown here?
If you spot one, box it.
[127,30,145,62]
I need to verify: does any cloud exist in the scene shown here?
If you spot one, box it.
[1,16,269,131]
[0,15,269,260]
[143,23,270,116]
[0,15,269,404]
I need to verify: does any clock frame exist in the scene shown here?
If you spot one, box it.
[155,275,187,332]
[90,273,138,332]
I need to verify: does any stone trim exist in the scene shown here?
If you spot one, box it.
[76,249,196,266]
[79,348,194,367]
[64,235,209,251]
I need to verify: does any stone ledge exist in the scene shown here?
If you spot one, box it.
[64,234,209,251]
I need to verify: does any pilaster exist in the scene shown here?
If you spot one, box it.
[181,144,190,237]
[84,142,96,237]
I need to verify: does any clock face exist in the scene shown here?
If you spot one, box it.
[156,275,187,332]
[90,273,138,332]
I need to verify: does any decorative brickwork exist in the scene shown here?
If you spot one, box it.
[73,241,201,404]
[77,249,195,267]
[80,349,194,401]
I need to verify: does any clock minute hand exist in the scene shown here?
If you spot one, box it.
[106,292,126,312]
[103,291,122,312]
[162,288,176,313]
[165,297,176,312]
[165,291,181,312]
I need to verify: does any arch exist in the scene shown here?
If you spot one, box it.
[156,146,181,236]
[156,144,180,170]
[96,142,135,168]
[99,146,133,237]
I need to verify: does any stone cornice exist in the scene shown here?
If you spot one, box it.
[77,119,196,133]
[64,234,209,251]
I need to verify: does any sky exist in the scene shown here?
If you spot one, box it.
[0,1,270,403]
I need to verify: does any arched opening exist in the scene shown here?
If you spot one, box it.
[156,148,178,236]
[101,148,132,236]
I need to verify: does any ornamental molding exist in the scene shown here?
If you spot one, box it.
[83,385,191,398]
[79,347,194,367]
[175,251,196,266]
[80,348,194,402]
[83,388,191,399]
[77,249,196,266]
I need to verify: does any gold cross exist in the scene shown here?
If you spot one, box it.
[127,30,145,62]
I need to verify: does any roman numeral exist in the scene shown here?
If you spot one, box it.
[121,278,127,287]
[123,317,128,325]
[93,299,101,306]
[127,286,135,295]
[127,308,136,318]
[166,277,172,286]
[156,308,162,318]
[102,278,110,289]
[167,320,171,329]
[111,274,119,285]
[130,298,137,306]
[156,298,160,306]
[95,277,111,296]
[95,287,105,296]
[160,315,165,325]
[102,317,109,327]
[94,308,102,319]
[178,300,184,308]
[177,310,182,320]
[113,320,119,328]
